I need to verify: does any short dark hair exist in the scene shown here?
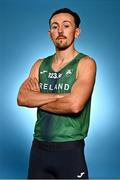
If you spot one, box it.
[49,8,81,28]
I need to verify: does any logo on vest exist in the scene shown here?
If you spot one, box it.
[66,69,73,77]
[40,70,47,74]
[48,72,62,79]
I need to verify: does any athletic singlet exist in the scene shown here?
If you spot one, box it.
[33,52,91,142]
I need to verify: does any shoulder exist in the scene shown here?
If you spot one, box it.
[79,54,96,65]
[77,55,97,78]
[78,55,96,71]
[32,58,43,67]
[29,58,43,79]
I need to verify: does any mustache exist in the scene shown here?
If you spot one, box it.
[56,35,67,40]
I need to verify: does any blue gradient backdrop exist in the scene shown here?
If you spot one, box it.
[0,0,120,178]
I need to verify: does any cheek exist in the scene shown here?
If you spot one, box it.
[66,30,75,39]
[50,32,58,40]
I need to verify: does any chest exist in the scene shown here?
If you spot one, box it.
[51,61,71,73]
[39,67,76,93]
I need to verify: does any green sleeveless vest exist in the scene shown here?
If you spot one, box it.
[34,53,91,142]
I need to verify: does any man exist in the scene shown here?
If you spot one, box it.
[17,8,96,179]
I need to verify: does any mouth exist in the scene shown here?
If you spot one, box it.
[56,36,66,40]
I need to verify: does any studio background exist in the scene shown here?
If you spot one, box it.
[0,0,120,178]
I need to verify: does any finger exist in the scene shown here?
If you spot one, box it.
[28,78,36,91]
[24,78,33,90]
[34,78,40,91]
[57,94,65,98]
[29,78,40,91]
[26,82,31,90]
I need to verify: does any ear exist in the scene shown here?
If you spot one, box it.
[75,27,81,39]
[48,30,52,39]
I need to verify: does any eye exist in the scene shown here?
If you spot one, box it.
[63,24,70,28]
[51,25,58,30]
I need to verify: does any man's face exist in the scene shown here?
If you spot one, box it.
[49,13,80,50]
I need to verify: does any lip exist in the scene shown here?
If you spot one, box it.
[58,38,65,40]
[57,36,66,40]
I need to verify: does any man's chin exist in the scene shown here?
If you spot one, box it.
[55,43,69,50]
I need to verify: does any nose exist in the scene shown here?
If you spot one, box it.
[58,25,63,34]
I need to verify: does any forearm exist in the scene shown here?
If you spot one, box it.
[40,101,71,114]
[17,89,63,108]
[40,94,78,114]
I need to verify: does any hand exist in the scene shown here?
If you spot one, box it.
[27,78,40,92]
[56,94,66,99]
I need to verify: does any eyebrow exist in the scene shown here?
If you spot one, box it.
[51,20,72,26]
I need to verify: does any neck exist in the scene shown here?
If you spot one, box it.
[55,46,78,64]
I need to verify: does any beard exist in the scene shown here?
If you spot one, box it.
[54,38,75,50]
[55,41,69,50]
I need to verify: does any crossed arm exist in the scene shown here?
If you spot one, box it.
[17,57,96,114]
[17,60,64,108]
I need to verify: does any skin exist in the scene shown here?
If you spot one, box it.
[17,13,96,114]
[17,60,64,107]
